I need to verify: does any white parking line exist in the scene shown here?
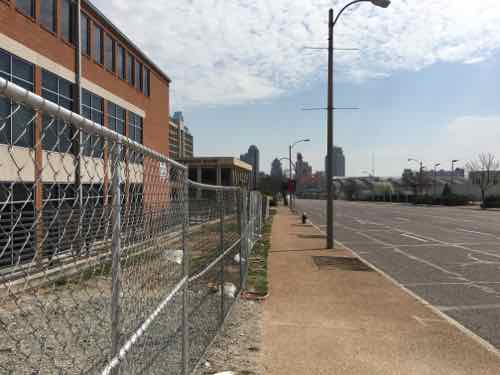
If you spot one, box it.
[396,217,410,222]
[458,228,497,237]
[438,304,500,312]
[400,233,428,242]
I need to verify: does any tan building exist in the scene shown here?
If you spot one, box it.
[178,157,252,187]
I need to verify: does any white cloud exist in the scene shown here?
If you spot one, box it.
[92,0,500,107]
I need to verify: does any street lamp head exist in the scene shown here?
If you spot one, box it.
[371,0,391,8]
[435,163,441,167]
[452,159,459,163]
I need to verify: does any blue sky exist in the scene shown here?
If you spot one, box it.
[94,0,500,176]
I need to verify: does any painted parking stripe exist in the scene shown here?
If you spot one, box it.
[400,233,428,242]
[438,304,500,312]
[458,228,496,237]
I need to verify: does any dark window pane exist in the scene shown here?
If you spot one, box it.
[104,34,114,71]
[12,78,33,91]
[93,25,102,64]
[81,14,89,55]
[42,70,58,93]
[59,80,73,99]
[40,0,56,32]
[16,0,34,18]
[82,90,91,107]
[42,115,58,150]
[0,49,10,74]
[107,102,116,117]
[0,98,11,145]
[61,0,73,43]
[117,45,125,80]
[135,62,142,90]
[127,54,134,85]
[143,68,150,96]
[91,95,102,111]
[12,57,34,82]
[12,107,34,147]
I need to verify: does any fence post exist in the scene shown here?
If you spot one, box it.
[182,171,190,375]
[218,189,225,323]
[110,143,122,375]
[241,188,248,289]
[236,189,243,290]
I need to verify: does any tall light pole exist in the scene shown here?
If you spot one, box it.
[326,0,390,249]
[289,138,310,209]
[451,159,459,185]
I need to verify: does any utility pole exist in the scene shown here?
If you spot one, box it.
[326,8,334,249]
[451,159,459,185]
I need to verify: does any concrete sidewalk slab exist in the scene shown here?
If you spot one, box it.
[262,207,500,375]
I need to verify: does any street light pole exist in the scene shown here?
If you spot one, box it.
[325,0,390,250]
[433,163,440,197]
[326,8,334,249]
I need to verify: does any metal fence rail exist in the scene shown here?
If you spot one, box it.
[0,76,264,374]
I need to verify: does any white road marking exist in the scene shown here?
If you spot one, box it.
[438,304,500,312]
[396,217,410,222]
[458,228,497,237]
[400,233,428,242]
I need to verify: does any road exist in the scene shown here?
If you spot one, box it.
[295,199,500,350]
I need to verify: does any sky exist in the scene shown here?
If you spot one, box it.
[93,0,500,177]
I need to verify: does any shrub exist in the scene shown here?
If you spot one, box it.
[482,195,500,208]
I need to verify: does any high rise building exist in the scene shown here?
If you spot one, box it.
[169,112,194,159]
[325,146,346,177]
[270,158,283,178]
[240,145,260,189]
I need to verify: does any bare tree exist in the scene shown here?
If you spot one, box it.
[466,153,500,207]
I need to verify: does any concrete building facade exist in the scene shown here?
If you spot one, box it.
[240,145,259,190]
[178,157,252,188]
[169,111,194,159]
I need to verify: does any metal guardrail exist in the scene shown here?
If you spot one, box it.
[0,76,265,374]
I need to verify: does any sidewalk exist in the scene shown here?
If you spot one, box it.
[261,207,500,375]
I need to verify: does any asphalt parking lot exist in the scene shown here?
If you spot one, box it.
[295,199,500,350]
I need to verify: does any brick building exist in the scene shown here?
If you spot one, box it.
[0,0,172,267]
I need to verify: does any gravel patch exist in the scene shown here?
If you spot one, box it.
[194,298,264,375]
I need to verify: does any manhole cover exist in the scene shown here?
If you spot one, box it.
[312,256,373,271]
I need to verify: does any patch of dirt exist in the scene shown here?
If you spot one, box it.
[194,298,264,375]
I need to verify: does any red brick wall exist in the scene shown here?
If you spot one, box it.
[0,0,170,156]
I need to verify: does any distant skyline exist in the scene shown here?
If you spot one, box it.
[94,0,500,176]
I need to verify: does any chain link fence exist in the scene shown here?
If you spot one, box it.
[0,76,265,374]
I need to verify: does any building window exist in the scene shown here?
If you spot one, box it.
[128,112,143,163]
[81,13,90,55]
[40,0,56,32]
[16,0,34,18]
[93,24,103,64]
[104,33,115,72]
[128,112,143,144]
[127,53,134,85]
[82,89,104,157]
[0,49,35,148]
[117,45,125,80]
[0,183,35,268]
[42,184,77,256]
[41,70,74,152]
[143,67,150,96]
[135,61,142,90]
[107,102,125,136]
[61,0,73,43]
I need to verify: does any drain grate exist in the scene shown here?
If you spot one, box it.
[312,256,373,271]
